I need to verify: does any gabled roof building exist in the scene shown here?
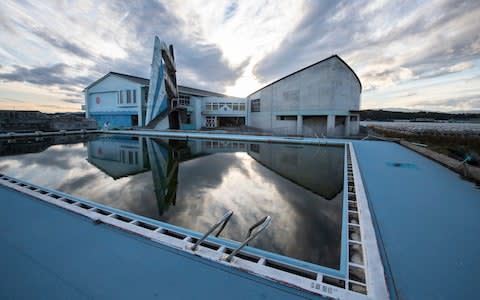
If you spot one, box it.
[84,38,361,137]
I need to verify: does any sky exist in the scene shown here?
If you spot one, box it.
[0,0,479,113]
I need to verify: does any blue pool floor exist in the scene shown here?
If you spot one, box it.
[353,141,480,300]
[0,185,315,299]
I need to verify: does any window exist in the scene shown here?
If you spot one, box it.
[239,103,245,111]
[250,144,260,153]
[179,95,190,106]
[276,115,297,121]
[205,116,216,128]
[251,99,260,112]
[132,90,137,104]
[233,103,239,111]
[126,90,132,104]
[206,102,213,110]
[128,151,134,164]
[212,103,219,110]
[118,91,124,104]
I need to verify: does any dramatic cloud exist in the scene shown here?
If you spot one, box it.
[0,64,90,86]
[254,0,480,91]
[31,28,94,60]
[0,0,479,112]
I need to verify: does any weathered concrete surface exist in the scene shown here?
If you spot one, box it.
[400,140,480,184]
[247,56,361,137]
[354,140,480,300]
[0,184,316,300]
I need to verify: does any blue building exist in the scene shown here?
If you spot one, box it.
[83,72,149,128]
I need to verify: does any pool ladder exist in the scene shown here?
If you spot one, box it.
[190,210,272,262]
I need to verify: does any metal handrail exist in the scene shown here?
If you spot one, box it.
[224,216,272,262]
[190,210,233,251]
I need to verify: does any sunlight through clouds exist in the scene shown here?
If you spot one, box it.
[168,0,305,96]
[0,0,479,112]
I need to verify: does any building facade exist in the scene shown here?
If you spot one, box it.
[83,72,149,129]
[247,55,361,137]
[84,41,361,136]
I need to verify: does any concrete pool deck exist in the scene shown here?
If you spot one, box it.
[0,185,315,299]
[0,132,479,299]
[353,140,480,300]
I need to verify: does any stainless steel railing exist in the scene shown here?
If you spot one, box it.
[190,210,233,251]
[224,216,271,262]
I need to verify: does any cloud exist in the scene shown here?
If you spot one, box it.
[31,28,94,59]
[62,98,83,104]
[410,94,480,110]
[0,63,91,87]
[253,0,480,92]
[0,0,480,111]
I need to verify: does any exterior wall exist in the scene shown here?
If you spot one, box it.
[193,97,202,129]
[87,136,147,178]
[247,56,361,137]
[85,75,145,129]
[201,96,246,128]
[247,142,344,200]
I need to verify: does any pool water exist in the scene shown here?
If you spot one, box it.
[0,134,345,269]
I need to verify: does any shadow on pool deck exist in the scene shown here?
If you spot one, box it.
[353,140,480,300]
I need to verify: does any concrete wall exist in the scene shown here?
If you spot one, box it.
[247,56,361,136]
[247,143,344,200]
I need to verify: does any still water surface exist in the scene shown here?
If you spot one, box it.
[0,134,344,269]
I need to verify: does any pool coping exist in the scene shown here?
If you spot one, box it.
[0,131,389,299]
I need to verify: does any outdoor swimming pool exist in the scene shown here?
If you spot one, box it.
[0,134,346,271]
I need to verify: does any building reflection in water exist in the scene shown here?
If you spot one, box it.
[85,137,344,269]
[0,135,344,269]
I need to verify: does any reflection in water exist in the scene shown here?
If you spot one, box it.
[0,135,344,269]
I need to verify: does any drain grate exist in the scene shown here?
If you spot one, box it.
[346,148,368,295]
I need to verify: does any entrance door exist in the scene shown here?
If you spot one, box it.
[131,115,139,126]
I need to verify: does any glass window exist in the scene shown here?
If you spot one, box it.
[132,90,136,104]
[118,91,124,104]
[233,103,239,111]
[227,103,233,110]
[276,115,297,121]
[126,90,131,104]
[250,144,260,153]
[239,103,245,111]
[212,103,219,110]
[251,99,260,112]
[128,151,134,164]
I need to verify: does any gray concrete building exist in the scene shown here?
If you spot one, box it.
[246,55,361,137]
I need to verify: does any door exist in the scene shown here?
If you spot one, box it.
[131,115,139,126]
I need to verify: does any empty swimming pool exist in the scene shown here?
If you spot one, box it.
[0,134,346,271]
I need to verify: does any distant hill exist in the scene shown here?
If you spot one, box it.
[359,110,480,122]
